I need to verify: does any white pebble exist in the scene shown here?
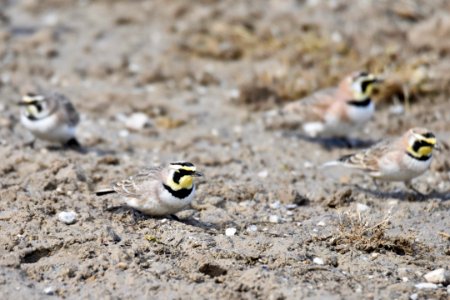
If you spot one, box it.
[303,161,313,168]
[414,282,438,290]
[269,215,280,223]
[313,257,324,265]
[124,113,151,131]
[409,293,418,300]
[229,89,240,99]
[225,228,237,236]
[258,170,269,178]
[58,211,77,225]
[389,104,405,115]
[269,201,281,209]
[285,204,297,210]
[356,203,370,213]
[424,268,450,284]
[247,225,258,232]
[317,221,326,227]
[43,286,56,295]
[118,129,129,138]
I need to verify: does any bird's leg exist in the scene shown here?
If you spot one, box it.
[404,181,425,198]
[371,178,386,197]
[24,137,36,149]
[169,214,181,222]
[372,178,381,190]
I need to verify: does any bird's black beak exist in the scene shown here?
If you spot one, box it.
[194,171,204,177]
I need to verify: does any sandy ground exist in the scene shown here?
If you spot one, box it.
[0,0,449,299]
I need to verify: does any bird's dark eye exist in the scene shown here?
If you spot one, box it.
[358,71,369,77]
[422,132,435,139]
[34,103,43,112]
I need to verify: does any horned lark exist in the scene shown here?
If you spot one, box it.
[323,127,439,193]
[265,71,383,138]
[96,162,203,216]
[18,92,80,147]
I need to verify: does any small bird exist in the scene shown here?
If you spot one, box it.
[322,127,439,194]
[18,92,81,147]
[96,162,203,217]
[265,71,383,138]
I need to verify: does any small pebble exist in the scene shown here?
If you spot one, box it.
[269,215,280,223]
[43,286,56,295]
[389,104,405,115]
[424,268,450,284]
[414,282,438,289]
[58,211,77,225]
[258,170,269,178]
[269,201,281,209]
[356,203,370,212]
[317,221,326,227]
[303,161,313,168]
[409,293,418,300]
[313,257,324,265]
[124,112,151,131]
[118,129,129,138]
[285,204,297,210]
[225,228,237,236]
[247,225,258,232]
[116,262,128,270]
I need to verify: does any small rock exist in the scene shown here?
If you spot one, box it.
[118,129,129,138]
[356,203,370,213]
[225,228,237,236]
[269,215,280,223]
[303,161,313,168]
[269,201,281,209]
[116,262,128,270]
[414,282,438,290]
[43,286,56,295]
[409,293,418,300]
[313,257,324,265]
[317,221,326,227]
[58,211,77,225]
[258,170,269,178]
[389,104,404,115]
[124,112,151,131]
[247,225,258,232]
[424,268,450,284]
[285,204,297,210]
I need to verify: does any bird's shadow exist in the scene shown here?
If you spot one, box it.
[352,185,450,202]
[45,144,117,156]
[104,205,219,232]
[282,131,377,150]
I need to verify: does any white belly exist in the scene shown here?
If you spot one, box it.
[314,101,375,137]
[375,154,432,182]
[126,186,195,216]
[21,114,75,143]
[346,101,375,124]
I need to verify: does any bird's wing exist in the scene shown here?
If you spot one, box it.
[61,98,80,126]
[337,139,394,172]
[282,87,336,122]
[113,166,163,197]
